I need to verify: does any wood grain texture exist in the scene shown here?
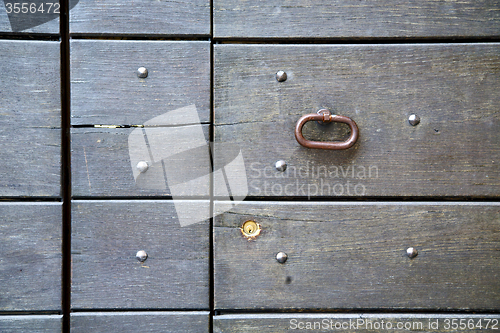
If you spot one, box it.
[0,203,62,311]
[72,200,209,309]
[214,201,500,310]
[214,0,500,38]
[214,44,500,197]
[0,315,62,332]
[71,40,210,126]
[71,126,210,197]
[0,5,59,33]
[71,312,209,332]
[214,314,500,332]
[69,0,209,35]
[0,40,60,197]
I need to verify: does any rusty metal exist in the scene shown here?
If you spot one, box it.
[295,109,359,150]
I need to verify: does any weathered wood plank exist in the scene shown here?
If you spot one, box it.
[72,200,209,309]
[0,40,61,197]
[71,40,210,125]
[0,3,59,33]
[214,43,500,197]
[214,314,500,332]
[70,0,209,35]
[71,312,209,332]
[71,126,210,197]
[214,0,500,38]
[0,315,62,332]
[214,201,500,310]
[0,203,61,311]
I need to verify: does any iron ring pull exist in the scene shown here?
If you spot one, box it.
[295,109,359,150]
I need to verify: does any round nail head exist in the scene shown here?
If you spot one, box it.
[136,161,149,173]
[276,70,287,82]
[137,67,148,78]
[276,252,288,264]
[136,250,148,262]
[275,160,287,172]
[408,114,420,126]
[406,247,418,259]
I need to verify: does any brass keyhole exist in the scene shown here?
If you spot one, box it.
[241,220,261,239]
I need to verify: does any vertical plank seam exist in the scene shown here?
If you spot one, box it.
[60,0,71,330]
[209,2,215,329]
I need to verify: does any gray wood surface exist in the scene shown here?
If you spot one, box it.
[214,43,500,197]
[214,314,500,332]
[214,201,500,310]
[71,312,209,332]
[71,40,210,126]
[0,203,62,311]
[72,200,209,309]
[214,0,500,38]
[71,126,210,197]
[0,4,59,33]
[70,0,209,35]
[0,40,60,197]
[0,315,62,332]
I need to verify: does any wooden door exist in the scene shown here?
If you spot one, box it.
[0,1,498,331]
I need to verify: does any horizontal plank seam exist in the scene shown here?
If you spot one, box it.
[214,309,500,315]
[0,33,60,41]
[0,311,62,316]
[214,36,500,44]
[70,309,210,313]
[70,196,500,201]
[70,34,211,41]
[0,198,62,202]
[72,123,211,128]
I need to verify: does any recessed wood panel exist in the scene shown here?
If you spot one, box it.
[71,125,210,197]
[214,201,500,310]
[214,314,500,332]
[72,200,209,309]
[0,203,62,311]
[71,40,210,126]
[214,43,500,197]
[0,40,60,197]
[0,315,62,332]
[71,312,209,333]
[214,0,500,38]
[70,0,209,35]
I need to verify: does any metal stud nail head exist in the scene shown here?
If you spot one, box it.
[406,247,418,259]
[137,67,148,78]
[408,114,420,126]
[276,252,288,264]
[136,161,149,173]
[276,70,287,82]
[136,250,148,262]
[275,160,287,172]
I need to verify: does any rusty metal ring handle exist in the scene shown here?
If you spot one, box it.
[295,109,359,150]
